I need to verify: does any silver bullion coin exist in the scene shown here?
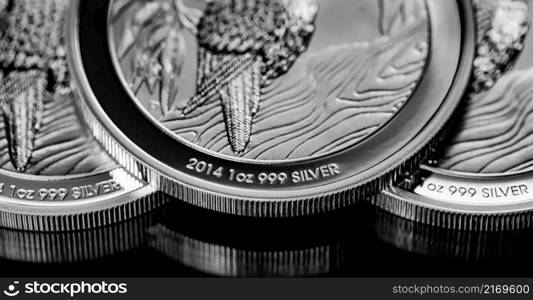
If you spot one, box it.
[69,0,480,217]
[376,1,533,231]
[0,0,164,231]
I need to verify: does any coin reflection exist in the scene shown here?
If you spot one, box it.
[144,201,361,276]
[375,209,533,261]
[0,207,164,263]
[148,224,344,277]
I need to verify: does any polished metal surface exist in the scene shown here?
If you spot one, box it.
[143,200,365,277]
[0,209,161,263]
[109,0,429,160]
[376,0,532,230]
[0,0,162,231]
[375,209,533,261]
[148,223,344,277]
[69,0,475,217]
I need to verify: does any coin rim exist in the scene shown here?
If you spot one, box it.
[0,164,162,230]
[68,0,475,216]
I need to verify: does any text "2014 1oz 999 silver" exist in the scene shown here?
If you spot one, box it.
[68,0,516,217]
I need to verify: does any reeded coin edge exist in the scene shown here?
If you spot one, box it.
[375,186,533,231]
[68,0,474,217]
[74,83,461,218]
[375,106,533,231]
[0,190,168,232]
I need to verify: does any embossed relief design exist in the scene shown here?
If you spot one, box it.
[111,0,429,160]
[439,69,533,173]
[0,0,115,175]
[0,93,115,175]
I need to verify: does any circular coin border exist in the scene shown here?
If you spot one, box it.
[0,167,164,231]
[377,166,533,231]
[68,0,475,217]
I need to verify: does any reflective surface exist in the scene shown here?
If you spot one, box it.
[3,198,533,277]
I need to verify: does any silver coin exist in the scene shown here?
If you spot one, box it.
[375,0,533,230]
[70,0,479,216]
[0,0,163,231]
